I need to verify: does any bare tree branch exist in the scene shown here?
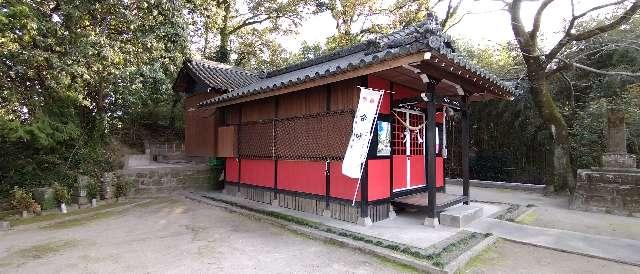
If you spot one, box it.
[529,0,556,41]
[509,0,535,56]
[544,0,640,64]
[556,57,640,77]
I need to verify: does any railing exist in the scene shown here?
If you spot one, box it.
[146,142,185,156]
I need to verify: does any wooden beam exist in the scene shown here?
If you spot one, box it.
[207,53,432,108]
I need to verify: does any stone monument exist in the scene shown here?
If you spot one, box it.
[570,109,639,216]
[74,175,90,208]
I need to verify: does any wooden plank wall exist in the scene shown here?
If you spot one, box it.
[277,86,327,118]
[241,98,275,122]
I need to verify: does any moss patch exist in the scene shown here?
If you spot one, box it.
[515,210,538,225]
[131,198,177,209]
[42,199,160,230]
[7,200,139,227]
[375,255,422,274]
[0,210,15,220]
[456,240,501,274]
[42,210,121,230]
[10,239,78,260]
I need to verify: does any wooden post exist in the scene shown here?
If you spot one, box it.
[273,97,279,198]
[425,90,437,219]
[360,161,369,219]
[462,96,470,205]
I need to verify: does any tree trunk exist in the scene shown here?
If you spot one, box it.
[215,31,230,63]
[214,1,231,64]
[527,68,576,193]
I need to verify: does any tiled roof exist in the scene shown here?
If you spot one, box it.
[185,60,260,92]
[197,15,516,106]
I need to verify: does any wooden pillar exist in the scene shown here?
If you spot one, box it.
[425,90,438,219]
[462,96,470,205]
[325,85,332,209]
[237,107,242,194]
[360,161,369,219]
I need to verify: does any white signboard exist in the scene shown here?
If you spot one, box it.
[342,87,383,179]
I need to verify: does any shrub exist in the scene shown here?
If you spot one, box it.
[114,179,133,198]
[10,186,37,212]
[52,183,71,205]
[86,180,101,200]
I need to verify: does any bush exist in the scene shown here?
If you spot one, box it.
[114,179,133,198]
[52,183,71,205]
[10,186,38,212]
[86,180,101,200]
[470,151,514,182]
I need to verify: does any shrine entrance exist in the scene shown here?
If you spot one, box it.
[392,108,426,192]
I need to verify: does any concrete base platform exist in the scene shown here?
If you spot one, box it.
[424,217,439,228]
[357,217,373,226]
[440,205,483,228]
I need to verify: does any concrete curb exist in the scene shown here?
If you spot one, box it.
[185,194,448,274]
[447,179,545,193]
[444,235,499,273]
[504,237,640,268]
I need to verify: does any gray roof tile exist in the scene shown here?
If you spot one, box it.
[196,16,515,106]
[186,60,260,92]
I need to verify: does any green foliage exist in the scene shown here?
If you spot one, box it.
[114,179,133,198]
[52,183,70,205]
[0,0,189,197]
[10,187,37,212]
[86,180,101,200]
[470,151,514,182]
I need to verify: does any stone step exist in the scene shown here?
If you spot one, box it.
[440,205,483,228]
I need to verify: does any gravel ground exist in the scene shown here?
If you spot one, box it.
[0,198,414,274]
[460,239,640,274]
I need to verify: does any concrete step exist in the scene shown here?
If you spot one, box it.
[440,205,483,228]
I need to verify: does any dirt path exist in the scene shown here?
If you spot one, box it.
[0,198,415,274]
[459,239,640,274]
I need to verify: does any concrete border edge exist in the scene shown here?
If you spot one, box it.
[444,235,499,273]
[446,179,545,193]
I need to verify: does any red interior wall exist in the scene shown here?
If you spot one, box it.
[368,75,391,114]
[436,157,444,187]
[367,159,390,201]
[240,159,275,187]
[409,155,425,187]
[392,156,444,189]
[277,160,325,195]
[225,158,239,182]
[392,155,407,190]
[329,161,360,201]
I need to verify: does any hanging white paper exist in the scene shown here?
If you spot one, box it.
[342,87,383,179]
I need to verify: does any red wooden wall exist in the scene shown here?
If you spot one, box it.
[220,74,447,203]
[277,161,326,195]
[240,159,275,187]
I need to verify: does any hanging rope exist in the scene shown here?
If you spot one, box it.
[391,111,425,131]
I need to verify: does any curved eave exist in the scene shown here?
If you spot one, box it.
[425,52,515,100]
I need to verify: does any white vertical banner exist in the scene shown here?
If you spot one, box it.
[342,87,384,179]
